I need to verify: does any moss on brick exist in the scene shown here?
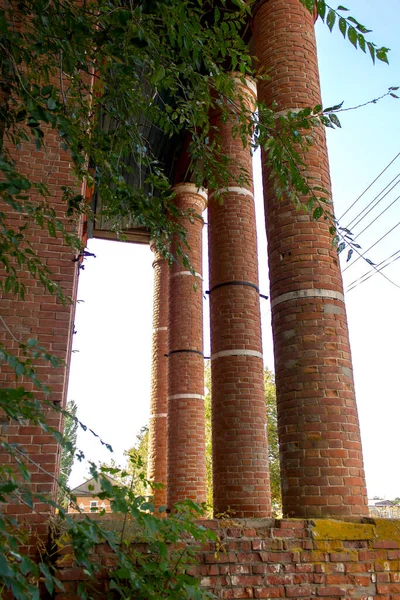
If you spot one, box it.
[311,519,375,541]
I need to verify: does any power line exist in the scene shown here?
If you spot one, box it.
[342,219,400,273]
[345,174,400,232]
[338,151,400,222]
[346,250,400,293]
[353,194,400,240]
[346,249,400,289]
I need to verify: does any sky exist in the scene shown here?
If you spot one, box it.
[68,0,400,499]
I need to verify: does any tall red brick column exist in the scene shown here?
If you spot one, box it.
[208,77,271,518]
[167,183,207,508]
[253,0,368,518]
[147,242,169,508]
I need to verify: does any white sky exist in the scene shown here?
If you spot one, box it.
[68,0,400,499]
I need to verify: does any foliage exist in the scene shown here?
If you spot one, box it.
[63,465,215,600]
[58,400,78,508]
[0,0,393,304]
[101,426,150,497]
[264,369,281,512]
[204,363,213,510]
[0,0,395,597]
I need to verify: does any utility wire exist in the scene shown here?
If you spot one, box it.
[346,249,400,289]
[347,250,400,293]
[345,174,400,232]
[338,151,400,222]
[342,220,400,273]
[353,194,400,240]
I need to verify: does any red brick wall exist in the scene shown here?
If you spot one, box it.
[167,183,207,507]
[54,517,400,599]
[0,123,82,530]
[252,0,368,518]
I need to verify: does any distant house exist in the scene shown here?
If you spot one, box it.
[68,474,121,514]
[368,498,400,519]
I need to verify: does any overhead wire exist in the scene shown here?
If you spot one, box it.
[346,250,400,293]
[352,194,400,240]
[338,150,400,222]
[342,219,400,273]
[345,174,400,232]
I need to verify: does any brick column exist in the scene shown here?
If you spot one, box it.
[253,0,368,518]
[208,77,271,518]
[147,242,169,508]
[167,183,207,508]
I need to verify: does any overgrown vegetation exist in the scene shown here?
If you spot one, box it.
[0,0,395,596]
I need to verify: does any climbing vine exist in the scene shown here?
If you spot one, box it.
[0,0,395,596]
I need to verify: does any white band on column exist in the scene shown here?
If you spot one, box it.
[170,271,203,280]
[172,183,208,202]
[168,394,205,401]
[211,349,263,361]
[271,288,345,308]
[209,186,253,200]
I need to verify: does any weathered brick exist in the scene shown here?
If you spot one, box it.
[208,77,271,519]
[252,0,368,519]
[167,185,207,508]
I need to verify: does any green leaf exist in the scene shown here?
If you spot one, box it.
[47,97,57,110]
[329,113,341,128]
[367,42,376,64]
[47,220,56,237]
[376,47,389,64]
[339,17,347,37]
[151,65,165,84]
[326,9,336,31]
[317,1,326,20]
[312,206,323,220]
[358,34,366,53]
[0,553,12,578]
[347,26,358,48]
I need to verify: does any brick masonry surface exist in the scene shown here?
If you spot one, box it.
[147,246,169,508]
[252,0,368,518]
[0,120,82,540]
[208,77,271,519]
[54,517,400,599]
[167,184,207,507]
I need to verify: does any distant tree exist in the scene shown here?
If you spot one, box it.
[125,426,149,497]
[264,370,282,511]
[102,426,150,497]
[58,399,78,507]
[204,363,213,509]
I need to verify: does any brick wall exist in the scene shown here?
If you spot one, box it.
[54,517,400,599]
[0,121,82,533]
